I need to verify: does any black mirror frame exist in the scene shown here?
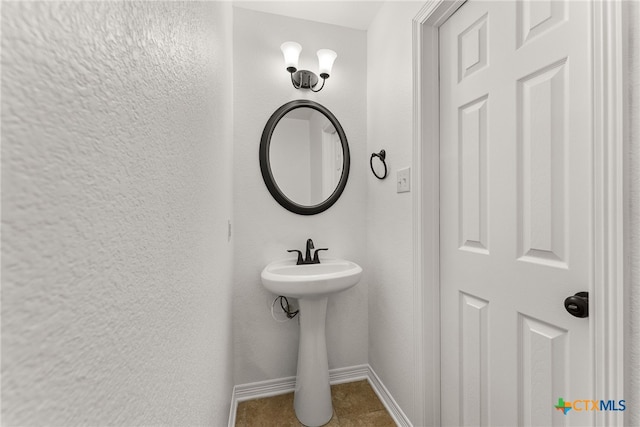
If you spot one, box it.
[259,100,350,215]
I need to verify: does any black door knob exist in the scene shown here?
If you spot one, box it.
[564,292,589,318]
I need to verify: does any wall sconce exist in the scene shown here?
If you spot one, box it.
[280,42,337,93]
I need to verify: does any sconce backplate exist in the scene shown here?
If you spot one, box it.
[292,70,319,89]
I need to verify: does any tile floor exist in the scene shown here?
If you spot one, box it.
[235,380,396,426]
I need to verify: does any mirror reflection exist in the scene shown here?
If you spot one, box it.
[269,107,344,206]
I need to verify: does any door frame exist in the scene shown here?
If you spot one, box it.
[411,1,627,426]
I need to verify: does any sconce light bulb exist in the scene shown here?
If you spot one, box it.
[281,41,302,73]
[317,49,337,79]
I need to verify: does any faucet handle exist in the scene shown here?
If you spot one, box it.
[287,249,303,265]
[312,248,329,264]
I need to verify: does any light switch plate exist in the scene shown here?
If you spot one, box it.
[397,167,410,193]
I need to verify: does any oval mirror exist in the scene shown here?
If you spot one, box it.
[259,100,350,215]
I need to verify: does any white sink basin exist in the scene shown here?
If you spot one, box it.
[261,258,362,298]
[260,257,363,426]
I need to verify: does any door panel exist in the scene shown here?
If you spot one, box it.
[459,95,489,253]
[459,292,490,426]
[516,0,566,49]
[517,58,568,267]
[518,314,568,426]
[439,1,592,426]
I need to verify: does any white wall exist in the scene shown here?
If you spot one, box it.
[1,2,235,425]
[366,2,425,425]
[626,1,640,425]
[232,7,368,385]
[270,118,312,205]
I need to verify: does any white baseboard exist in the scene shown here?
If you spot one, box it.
[227,364,411,427]
[366,366,412,427]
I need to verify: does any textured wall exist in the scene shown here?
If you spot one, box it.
[1,2,235,425]
[626,1,640,425]
[232,7,368,386]
[366,2,425,424]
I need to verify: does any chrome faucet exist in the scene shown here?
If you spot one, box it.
[287,239,329,265]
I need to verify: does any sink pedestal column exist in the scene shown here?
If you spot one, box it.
[294,296,333,427]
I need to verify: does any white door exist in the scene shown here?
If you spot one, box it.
[439,1,593,426]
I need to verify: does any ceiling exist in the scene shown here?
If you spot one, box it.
[233,1,385,31]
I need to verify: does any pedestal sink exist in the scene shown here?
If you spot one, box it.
[261,258,363,427]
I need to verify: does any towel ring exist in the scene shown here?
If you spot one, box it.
[370,150,387,180]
